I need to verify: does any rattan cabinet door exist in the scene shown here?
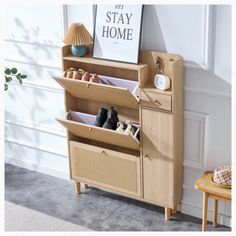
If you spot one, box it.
[70,141,141,197]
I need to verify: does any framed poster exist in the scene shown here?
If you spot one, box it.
[93,5,143,64]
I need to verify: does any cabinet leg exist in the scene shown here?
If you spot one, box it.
[165,207,171,221]
[172,206,177,215]
[202,192,208,231]
[83,183,89,189]
[75,182,81,194]
[213,199,218,227]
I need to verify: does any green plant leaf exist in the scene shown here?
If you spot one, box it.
[5,76,12,82]
[18,78,23,84]
[21,75,27,79]
[16,73,22,80]
[11,68,18,74]
[5,83,8,90]
[5,68,11,75]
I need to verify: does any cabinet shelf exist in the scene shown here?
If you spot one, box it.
[56,111,140,151]
[53,75,139,109]
[63,55,148,71]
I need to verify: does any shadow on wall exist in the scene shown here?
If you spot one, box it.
[5,17,63,169]
[14,18,59,46]
[141,5,167,52]
[140,5,231,94]
[184,66,231,96]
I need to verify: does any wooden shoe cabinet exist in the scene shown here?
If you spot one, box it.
[53,46,183,220]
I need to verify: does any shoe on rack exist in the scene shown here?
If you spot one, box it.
[72,71,81,80]
[66,68,76,78]
[90,74,100,83]
[116,122,127,133]
[124,120,135,135]
[133,127,140,142]
[102,107,119,130]
[93,107,108,127]
[82,72,91,81]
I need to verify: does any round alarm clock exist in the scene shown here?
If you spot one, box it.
[154,74,170,91]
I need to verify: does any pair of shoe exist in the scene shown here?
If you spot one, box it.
[94,107,119,130]
[116,120,140,142]
[63,68,100,83]
[63,67,82,79]
[81,72,99,83]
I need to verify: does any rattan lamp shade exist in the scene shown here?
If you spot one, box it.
[64,23,92,46]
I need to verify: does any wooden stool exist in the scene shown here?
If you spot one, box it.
[194,171,231,231]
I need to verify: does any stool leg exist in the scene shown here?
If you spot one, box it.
[213,199,218,227]
[202,192,208,231]
[83,183,89,189]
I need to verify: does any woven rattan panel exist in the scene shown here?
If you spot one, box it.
[70,142,140,195]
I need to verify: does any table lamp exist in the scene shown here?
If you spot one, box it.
[64,23,93,57]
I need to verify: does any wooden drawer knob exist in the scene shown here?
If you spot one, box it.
[144,154,151,160]
[86,83,90,88]
[154,99,161,106]
[101,150,107,156]
[88,127,92,131]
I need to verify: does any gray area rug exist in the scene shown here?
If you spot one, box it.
[5,201,92,231]
[5,164,231,231]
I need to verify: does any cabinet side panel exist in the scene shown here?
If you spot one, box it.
[172,58,184,205]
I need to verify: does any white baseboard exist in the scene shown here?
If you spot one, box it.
[180,202,231,228]
[5,156,69,181]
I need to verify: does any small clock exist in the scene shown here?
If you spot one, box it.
[154,74,170,91]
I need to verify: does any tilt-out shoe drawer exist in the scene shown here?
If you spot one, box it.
[69,141,141,197]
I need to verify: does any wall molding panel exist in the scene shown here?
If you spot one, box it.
[8,80,64,94]
[5,138,67,158]
[184,86,231,98]
[5,119,66,138]
[183,5,213,70]
[4,58,62,70]
[183,111,208,169]
[4,38,62,48]
[5,155,69,180]
[180,201,231,227]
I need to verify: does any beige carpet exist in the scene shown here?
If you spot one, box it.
[5,201,92,231]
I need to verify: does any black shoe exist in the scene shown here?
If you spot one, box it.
[102,107,119,130]
[93,107,108,127]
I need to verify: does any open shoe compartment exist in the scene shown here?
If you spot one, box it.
[56,111,140,151]
[53,75,139,109]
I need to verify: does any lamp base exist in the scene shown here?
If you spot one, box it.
[71,45,87,57]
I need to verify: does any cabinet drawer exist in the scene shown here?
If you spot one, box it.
[140,90,172,111]
[70,141,141,197]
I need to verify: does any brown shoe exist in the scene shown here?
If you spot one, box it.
[72,71,81,80]
[90,74,99,83]
[82,72,91,81]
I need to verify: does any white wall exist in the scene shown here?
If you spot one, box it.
[4,4,231,227]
